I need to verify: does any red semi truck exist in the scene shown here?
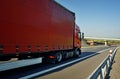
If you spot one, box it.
[0,0,81,63]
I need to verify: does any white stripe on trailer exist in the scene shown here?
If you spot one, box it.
[0,57,42,72]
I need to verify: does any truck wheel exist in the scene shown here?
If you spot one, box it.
[56,52,63,63]
[64,52,69,59]
[44,52,63,64]
[74,48,81,57]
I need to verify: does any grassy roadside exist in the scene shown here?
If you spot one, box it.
[108,47,120,79]
[85,39,120,46]
[81,45,107,48]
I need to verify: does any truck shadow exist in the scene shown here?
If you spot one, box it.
[0,52,100,79]
[33,52,100,78]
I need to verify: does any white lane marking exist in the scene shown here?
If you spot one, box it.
[19,48,112,79]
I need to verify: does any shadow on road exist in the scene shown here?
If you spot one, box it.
[0,52,99,79]
[32,52,100,78]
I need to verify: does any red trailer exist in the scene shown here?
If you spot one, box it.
[0,0,81,63]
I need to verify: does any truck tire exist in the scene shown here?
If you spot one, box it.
[56,52,63,63]
[74,48,81,57]
[45,52,63,64]
[64,52,69,59]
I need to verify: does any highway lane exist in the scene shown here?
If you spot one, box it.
[0,46,116,79]
[35,46,116,79]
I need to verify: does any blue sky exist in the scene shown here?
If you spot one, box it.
[55,0,120,38]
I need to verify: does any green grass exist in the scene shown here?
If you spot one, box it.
[85,39,120,45]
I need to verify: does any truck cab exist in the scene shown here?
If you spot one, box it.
[74,24,81,49]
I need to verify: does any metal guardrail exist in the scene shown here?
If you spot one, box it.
[87,47,119,79]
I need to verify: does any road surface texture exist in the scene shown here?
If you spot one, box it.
[36,47,116,79]
[108,47,120,79]
[0,46,116,79]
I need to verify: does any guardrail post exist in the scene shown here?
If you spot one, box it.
[106,60,109,74]
[98,68,103,79]
[107,57,110,68]
[101,67,104,79]
[109,50,112,64]
[101,66,106,79]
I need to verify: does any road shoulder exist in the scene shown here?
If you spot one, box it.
[108,47,120,79]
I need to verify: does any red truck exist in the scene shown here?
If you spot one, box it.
[0,0,81,63]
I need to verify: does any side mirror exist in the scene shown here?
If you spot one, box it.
[78,32,81,40]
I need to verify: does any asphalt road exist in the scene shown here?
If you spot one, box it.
[0,46,117,79]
